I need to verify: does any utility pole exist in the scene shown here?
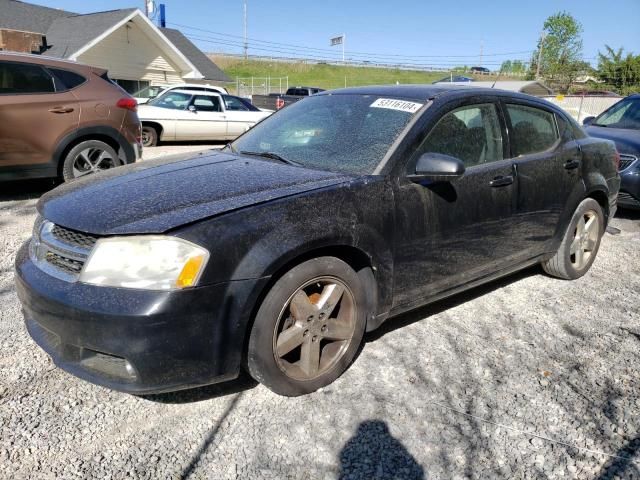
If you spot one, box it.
[243,0,248,60]
[479,39,483,67]
[536,31,547,79]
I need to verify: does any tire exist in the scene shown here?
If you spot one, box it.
[542,198,605,280]
[141,125,158,147]
[62,140,120,182]
[247,257,368,396]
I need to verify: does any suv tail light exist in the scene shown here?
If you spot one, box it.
[117,98,138,112]
[275,98,285,110]
[614,150,621,171]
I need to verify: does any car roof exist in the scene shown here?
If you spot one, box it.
[167,83,224,88]
[165,89,222,96]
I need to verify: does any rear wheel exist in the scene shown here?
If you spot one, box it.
[141,125,159,147]
[247,257,367,396]
[542,198,604,279]
[62,140,120,181]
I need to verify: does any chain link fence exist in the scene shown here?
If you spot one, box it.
[541,95,622,123]
[235,77,289,97]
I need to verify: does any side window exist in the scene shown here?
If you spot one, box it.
[416,103,503,167]
[48,68,86,92]
[0,62,55,94]
[223,95,249,111]
[506,104,559,157]
[193,95,221,112]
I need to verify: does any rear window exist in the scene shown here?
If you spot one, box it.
[506,104,559,157]
[0,61,54,94]
[49,68,86,91]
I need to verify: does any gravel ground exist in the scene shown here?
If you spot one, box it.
[1,180,639,480]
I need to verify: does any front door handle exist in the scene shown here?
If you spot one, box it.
[564,159,581,170]
[49,106,74,114]
[489,175,514,187]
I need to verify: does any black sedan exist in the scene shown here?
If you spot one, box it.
[16,85,620,396]
[584,93,640,209]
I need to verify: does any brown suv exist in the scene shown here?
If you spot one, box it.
[0,52,142,182]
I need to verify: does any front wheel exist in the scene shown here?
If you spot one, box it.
[542,198,605,280]
[247,257,367,396]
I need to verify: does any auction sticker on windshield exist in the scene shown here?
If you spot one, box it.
[370,98,423,113]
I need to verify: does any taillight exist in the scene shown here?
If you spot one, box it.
[614,150,621,171]
[275,98,285,109]
[117,98,138,112]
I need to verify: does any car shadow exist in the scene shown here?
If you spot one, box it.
[366,265,539,343]
[140,371,257,404]
[0,178,57,202]
[615,207,640,220]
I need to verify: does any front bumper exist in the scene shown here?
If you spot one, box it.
[15,242,267,394]
[618,166,640,209]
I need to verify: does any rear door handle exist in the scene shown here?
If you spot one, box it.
[564,159,581,170]
[49,106,74,114]
[489,175,514,187]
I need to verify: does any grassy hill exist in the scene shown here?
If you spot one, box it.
[211,55,461,92]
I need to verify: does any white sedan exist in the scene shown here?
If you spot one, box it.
[138,90,271,147]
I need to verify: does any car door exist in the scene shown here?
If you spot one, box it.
[503,101,581,257]
[223,95,263,139]
[392,100,519,310]
[181,94,227,140]
[0,60,79,172]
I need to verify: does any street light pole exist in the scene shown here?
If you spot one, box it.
[536,31,547,80]
[243,0,248,60]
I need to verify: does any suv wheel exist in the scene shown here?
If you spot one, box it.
[62,140,121,181]
[247,257,367,396]
[542,198,605,280]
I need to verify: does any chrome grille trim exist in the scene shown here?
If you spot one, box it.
[31,220,96,282]
[619,154,637,172]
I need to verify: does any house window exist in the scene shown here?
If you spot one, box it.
[113,79,149,94]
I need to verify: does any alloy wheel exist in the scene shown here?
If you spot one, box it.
[272,276,357,381]
[570,210,599,269]
[72,147,117,178]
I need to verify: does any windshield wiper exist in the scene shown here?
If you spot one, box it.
[239,150,301,166]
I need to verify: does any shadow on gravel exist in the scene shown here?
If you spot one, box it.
[140,371,257,404]
[366,265,538,342]
[615,208,640,220]
[338,420,426,480]
[595,435,640,479]
[0,179,57,202]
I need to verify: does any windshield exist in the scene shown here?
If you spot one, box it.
[133,85,166,99]
[231,94,423,174]
[594,97,640,129]
[147,91,192,110]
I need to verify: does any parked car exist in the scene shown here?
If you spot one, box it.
[251,86,325,111]
[433,75,474,84]
[470,66,491,74]
[133,83,229,104]
[0,52,141,182]
[583,94,640,209]
[16,85,619,397]
[138,90,270,146]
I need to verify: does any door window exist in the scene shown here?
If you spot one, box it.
[48,68,86,92]
[416,103,503,167]
[0,62,55,94]
[506,104,559,156]
[193,95,221,112]
[223,95,250,111]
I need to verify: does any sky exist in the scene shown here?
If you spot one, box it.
[29,0,640,68]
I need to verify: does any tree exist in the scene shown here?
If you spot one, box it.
[597,45,640,94]
[530,12,585,91]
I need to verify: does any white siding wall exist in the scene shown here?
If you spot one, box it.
[77,22,184,85]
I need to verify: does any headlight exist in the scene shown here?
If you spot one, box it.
[79,236,209,290]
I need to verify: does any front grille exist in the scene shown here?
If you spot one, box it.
[619,154,637,172]
[45,251,84,275]
[32,220,98,280]
[51,225,97,249]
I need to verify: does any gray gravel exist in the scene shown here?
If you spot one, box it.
[1,179,639,479]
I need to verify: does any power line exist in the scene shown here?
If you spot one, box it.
[169,22,534,60]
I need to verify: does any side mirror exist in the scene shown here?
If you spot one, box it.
[410,152,465,182]
[582,116,595,126]
[188,105,197,113]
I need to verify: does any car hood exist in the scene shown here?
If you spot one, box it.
[585,125,640,155]
[38,152,353,235]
